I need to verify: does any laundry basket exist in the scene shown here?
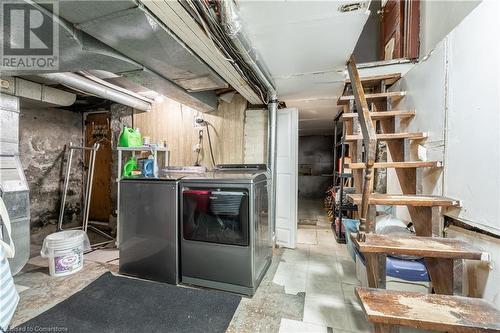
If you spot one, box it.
[210,191,245,216]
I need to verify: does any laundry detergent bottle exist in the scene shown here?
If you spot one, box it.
[119,126,142,147]
[122,157,138,177]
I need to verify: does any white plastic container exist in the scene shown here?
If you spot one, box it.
[41,230,90,277]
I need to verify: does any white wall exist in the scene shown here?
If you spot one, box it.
[388,0,500,235]
[420,0,481,57]
[445,226,500,308]
[443,0,500,234]
[388,39,448,221]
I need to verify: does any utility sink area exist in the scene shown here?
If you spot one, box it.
[1,1,500,333]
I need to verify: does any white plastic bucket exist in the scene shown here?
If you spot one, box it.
[41,230,89,277]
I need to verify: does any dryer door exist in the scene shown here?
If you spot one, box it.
[182,188,249,246]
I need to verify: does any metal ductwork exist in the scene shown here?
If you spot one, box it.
[1,77,76,107]
[37,72,153,112]
[0,94,30,275]
[1,1,220,113]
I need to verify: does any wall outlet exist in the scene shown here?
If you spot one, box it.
[194,116,205,127]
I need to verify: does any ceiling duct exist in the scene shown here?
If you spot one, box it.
[1,77,76,107]
[2,1,220,112]
[74,4,228,93]
[339,2,367,13]
[37,72,152,112]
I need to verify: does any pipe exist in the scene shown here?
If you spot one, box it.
[267,95,278,243]
[37,72,152,111]
[220,0,278,244]
[78,71,152,104]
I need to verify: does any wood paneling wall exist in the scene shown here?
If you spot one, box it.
[133,94,248,168]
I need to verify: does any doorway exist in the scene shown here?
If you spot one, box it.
[84,112,113,223]
[297,135,335,246]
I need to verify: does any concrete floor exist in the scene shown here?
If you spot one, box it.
[11,199,372,332]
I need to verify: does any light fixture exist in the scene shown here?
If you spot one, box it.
[338,2,366,13]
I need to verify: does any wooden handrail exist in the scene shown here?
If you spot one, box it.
[346,55,377,234]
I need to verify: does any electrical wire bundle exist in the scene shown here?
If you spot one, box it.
[194,121,217,167]
[182,0,269,103]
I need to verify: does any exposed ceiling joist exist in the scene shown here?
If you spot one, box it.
[141,0,262,104]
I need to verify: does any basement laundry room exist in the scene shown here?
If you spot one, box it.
[1,1,500,332]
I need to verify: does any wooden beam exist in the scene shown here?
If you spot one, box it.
[426,258,454,295]
[351,233,485,260]
[347,194,461,207]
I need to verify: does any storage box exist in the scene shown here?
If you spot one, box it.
[355,251,431,294]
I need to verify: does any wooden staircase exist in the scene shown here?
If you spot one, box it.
[337,55,499,332]
[356,288,500,332]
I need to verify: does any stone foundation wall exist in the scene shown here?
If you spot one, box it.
[19,108,83,227]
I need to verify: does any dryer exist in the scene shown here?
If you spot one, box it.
[179,171,272,295]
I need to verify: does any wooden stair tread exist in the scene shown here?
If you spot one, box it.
[338,91,406,105]
[348,161,442,169]
[347,193,460,207]
[356,288,500,332]
[351,233,484,260]
[346,73,401,87]
[342,110,416,120]
[345,132,427,141]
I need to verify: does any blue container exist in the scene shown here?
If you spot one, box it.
[386,256,430,282]
[355,249,430,282]
[141,159,154,177]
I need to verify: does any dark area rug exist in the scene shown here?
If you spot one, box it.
[12,272,241,333]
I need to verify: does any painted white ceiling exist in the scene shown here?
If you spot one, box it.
[238,0,371,135]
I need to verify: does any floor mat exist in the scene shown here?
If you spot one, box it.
[12,272,241,333]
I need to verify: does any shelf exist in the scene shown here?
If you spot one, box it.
[117,146,168,152]
[338,205,358,211]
